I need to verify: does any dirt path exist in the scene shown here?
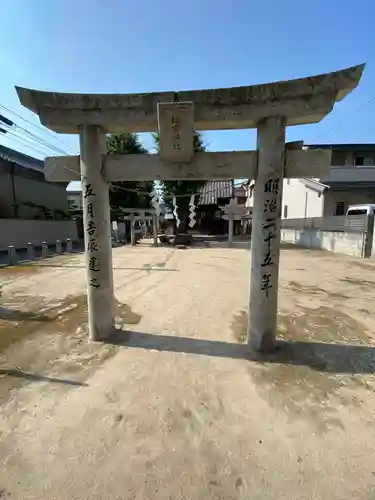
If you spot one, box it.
[0,245,375,499]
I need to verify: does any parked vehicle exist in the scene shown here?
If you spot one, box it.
[346,204,375,216]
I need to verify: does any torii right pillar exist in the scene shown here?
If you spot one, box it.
[249,116,285,352]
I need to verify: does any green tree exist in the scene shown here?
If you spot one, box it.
[152,131,206,232]
[106,133,153,214]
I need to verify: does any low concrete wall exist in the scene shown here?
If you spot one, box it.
[281,228,365,258]
[204,241,251,249]
[0,219,78,251]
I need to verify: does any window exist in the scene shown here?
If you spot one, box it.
[283,205,288,218]
[355,154,375,167]
[331,151,347,166]
[335,201,346,216]
[347,209,367,216]
[217,197,229,205]
[214,210,222,220]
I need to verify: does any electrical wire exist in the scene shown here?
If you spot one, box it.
[0,119,72,157]
[0,131,51,156]
[0,107,74,156]
[0,128,53,158]
[0,102,73,149]
[1,124,58,153]
[0,123,71,160]
[14,125,69,155]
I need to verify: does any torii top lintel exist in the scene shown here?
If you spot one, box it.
[15,64,365,134]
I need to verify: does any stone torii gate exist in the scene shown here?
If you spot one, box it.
[119,208,162,246]
[16,64,364,351]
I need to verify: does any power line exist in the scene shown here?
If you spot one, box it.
[0,112,71,156]
[0,102,73,149]
[0,121,71,158]
[15,125,69,155]
[0,110,74,156]
[0,127,55,157]
[310,95,375,144]
[0,129,53,156]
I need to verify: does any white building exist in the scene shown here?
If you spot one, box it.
[245,143,375,218]
[67,190,82,212]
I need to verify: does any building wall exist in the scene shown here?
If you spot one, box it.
[281,228,365,258]
[67,191,83,211]
[281,179,324,219]
[0,219,78,251]
[245,179,323,218]
[0,162,69,219]
[234,185,246,205]
[323,189,375,216]
[329,149,375,167]
[244,183,253,209]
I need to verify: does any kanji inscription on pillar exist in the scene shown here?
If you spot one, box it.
[83,181,101,289]
[260,177,280,298]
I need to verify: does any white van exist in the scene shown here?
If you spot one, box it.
[346,204,375,216]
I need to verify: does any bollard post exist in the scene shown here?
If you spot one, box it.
[41,241,48,258]
[8,246,16,266]
[66,238,73,252]
[56,240,62,254]
[130,215,136,246]
[27,242,34,260]
[152,214,158,247]
[228,212,234,248]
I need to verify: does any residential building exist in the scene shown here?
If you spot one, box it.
[309,143,375,216]
[67,189,83,212]
[245,143,375,219]
[281,178,326,219]
[0,145,69,219]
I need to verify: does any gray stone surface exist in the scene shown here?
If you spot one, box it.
[44,149,331,182]
[249,116,285,352]
[157,102,194,162]
[80,125,115,340]
[16,64,364,133]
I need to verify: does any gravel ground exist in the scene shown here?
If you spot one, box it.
[0,243,375,499]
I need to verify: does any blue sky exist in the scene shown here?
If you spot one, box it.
[0,0,374,191]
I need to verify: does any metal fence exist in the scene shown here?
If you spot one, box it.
[281,215,369,233]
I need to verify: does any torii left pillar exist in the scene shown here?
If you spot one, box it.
[80,125,115,340]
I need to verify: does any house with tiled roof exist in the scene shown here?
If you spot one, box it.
[195,180,246,234]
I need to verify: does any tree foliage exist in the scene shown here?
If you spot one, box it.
[106,133,153,212]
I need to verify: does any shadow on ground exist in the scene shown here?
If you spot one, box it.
[0,368,88,386]
[227,304,375,430]
[0,307,54,322]
[106,325,375,432]
[106,329,375,375]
